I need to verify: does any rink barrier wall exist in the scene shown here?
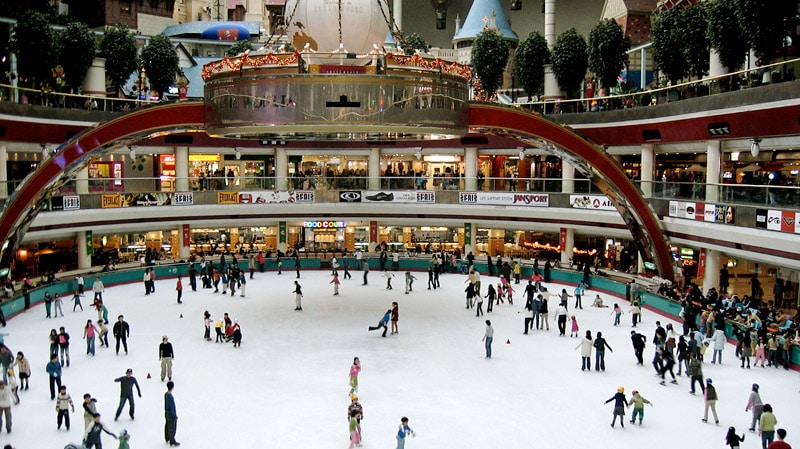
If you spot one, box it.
[3,260,798,367]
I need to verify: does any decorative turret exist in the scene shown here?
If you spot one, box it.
[452,0,518,48]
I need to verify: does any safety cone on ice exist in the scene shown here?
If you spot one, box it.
[507,339,511,344]
[179,314,183,318]
[146,373,151,379]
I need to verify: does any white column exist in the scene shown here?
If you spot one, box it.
[542,0,561,99]
[703,249,721,294]
[76,231,91,269]
[175,146,190,192]
[75,167,89,195]
[464,147,477,190]
[393,0,402,30]
[705,140,721,203]
[707,48,726,79]
[0,144,7,199]
[368,148,381,190]
[275,148,288,190]
[560,227,574,266]
[640,144,655,197]
[561,160,574,194]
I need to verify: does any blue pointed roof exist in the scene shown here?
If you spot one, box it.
[453,0,518,44]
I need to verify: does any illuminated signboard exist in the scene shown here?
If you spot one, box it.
[303,221,347,228]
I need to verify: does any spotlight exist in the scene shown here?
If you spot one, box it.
[518,147,526,160]
[128,146,136,159]
[40,143,48,158]
[750,138,761,157]
[415,150,422,160]
[235,148,242,160]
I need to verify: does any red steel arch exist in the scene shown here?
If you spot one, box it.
[0,101,673,280]
[469,104,673,280]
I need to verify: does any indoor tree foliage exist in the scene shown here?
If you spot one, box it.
[56,22,97,91]
[9,10,55,88]
[588,19,630,90]
[226,40,254,57]
[0,0,55,18]
[400,33,432,54]
[100,24,139,97]
[736,0,799,64]
[513,31,549,101]
[140,34,180,100]
[706,0,749,72]
[551,28,587,98]
[651,7,688,84]
[681,3,709,80]
[471,29,510,99]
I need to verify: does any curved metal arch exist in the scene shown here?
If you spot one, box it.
[0,101,208,270]
[0,101,673,281]
[469,103,674,281]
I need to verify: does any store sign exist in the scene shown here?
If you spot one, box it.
[756,209,799,233]
[459,191,549,207]
[174,192,194,206]
[669,201,734,224]
[217,192,240,204]
[569,195,615,211]
[50,195,81,211]
[303,221,348,228]
[339,191,362,202]
[238,191,315,204]
[124,192,173,207]
[362,191,435,203]
[101,194,122,208]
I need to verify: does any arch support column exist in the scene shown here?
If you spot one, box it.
[705,140,721,203]
[702,249,721,294]
[76,230,91,269]
[561,161,575,193]
[464,147,478,190]
[368,148,381,190]
[640,144,655,197]
[275,148,288,190]
[174,146,190,192]
[0,144,8,200]
[560,227,574,267]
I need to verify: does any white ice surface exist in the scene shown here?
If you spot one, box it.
[2,269,798,449]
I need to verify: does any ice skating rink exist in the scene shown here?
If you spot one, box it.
[3,269,798,448]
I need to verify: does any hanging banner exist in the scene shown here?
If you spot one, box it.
[182,224,191,248]
[559,227,566,251]
[370,221,378,244]
[464,223,472,243]
[697,248,706,280]
[85,230,93,256]
[279,221,287,244]
[459,191,549,207]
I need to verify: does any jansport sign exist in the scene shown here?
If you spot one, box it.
[459,192,549,207]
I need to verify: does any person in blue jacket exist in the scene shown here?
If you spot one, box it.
[45,353,62,400]
[368,310,391,337]
[396,416,415,449]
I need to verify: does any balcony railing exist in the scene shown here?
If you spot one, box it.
[1,177,797,210]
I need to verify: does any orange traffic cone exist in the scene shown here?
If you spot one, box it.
[146,373,152,379]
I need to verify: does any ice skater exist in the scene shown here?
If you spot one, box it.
[390,302,399,335]
[293,281,303,311]
[348,357,361,395]
[482,320,493,358]
[725,426,746,449]
[570,315,579,338]
[368,310,391,337]
[702,378,719,424]
[396,416,415,449]
[404,272,416,294]
[383,270,394,290]
[362,260,369,286]
[605,387,628,428]
[627,390,652,425]
[612,303,623,326]
[575,330,593,371]
[330,273,340,296]
[485,284,496,313]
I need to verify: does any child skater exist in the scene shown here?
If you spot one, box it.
[725,426,745,449]
[330,273,340,296]
[348,409,361,449]
[348,357,361,395]
[627,390,652,425]
[72,291,83,312]
[118,429,131,449]
[570,315,580,338]
[504,284,515,305]
[605,386,629,428]
[612,303,623,326]
[396,416,415,449]
[404,272,416,294]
